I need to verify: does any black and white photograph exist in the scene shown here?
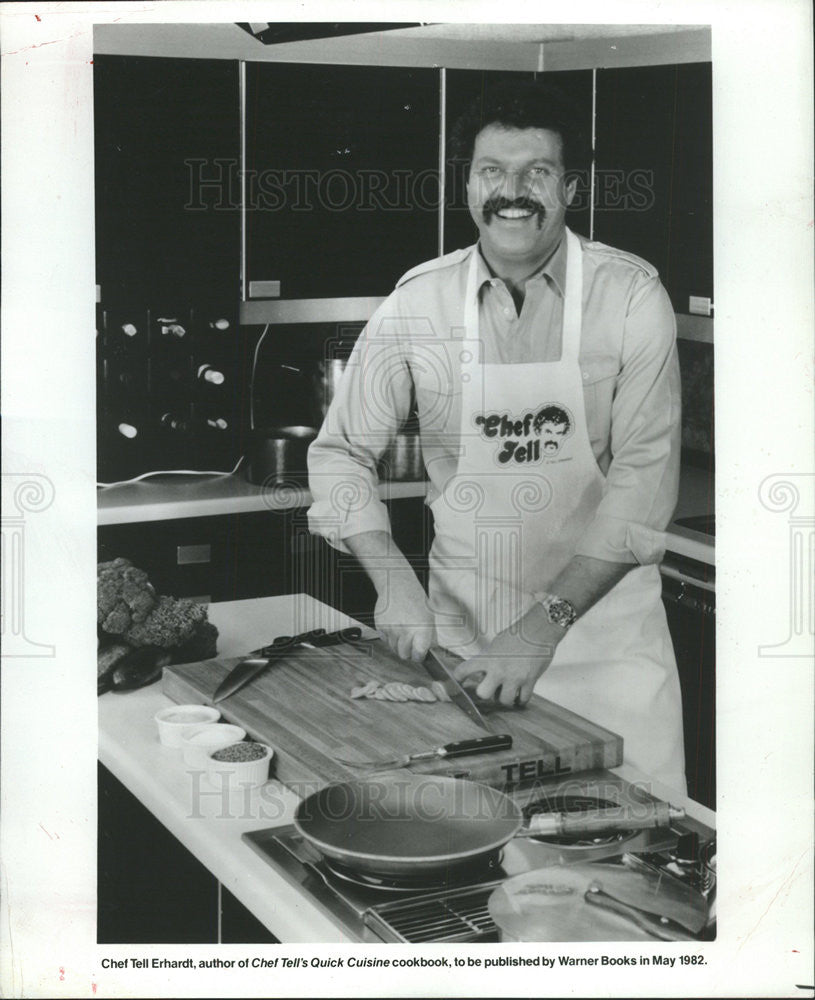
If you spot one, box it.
[1,3,813,998]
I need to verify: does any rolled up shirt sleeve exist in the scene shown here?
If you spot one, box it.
[307,298,413,552]
[575,275,681,565]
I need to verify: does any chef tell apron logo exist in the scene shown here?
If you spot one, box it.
[473,403,575,465]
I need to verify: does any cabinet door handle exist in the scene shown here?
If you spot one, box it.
[177,544,211,565]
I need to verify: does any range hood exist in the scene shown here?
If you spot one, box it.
[235,22,427,46]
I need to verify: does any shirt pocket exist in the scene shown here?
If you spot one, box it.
[580,354,620,455]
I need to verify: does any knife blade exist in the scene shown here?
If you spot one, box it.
[423,647,493,732]
[212,653,287,703]
[335,734,513,770]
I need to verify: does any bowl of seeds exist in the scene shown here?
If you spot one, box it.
[204,740,274,788]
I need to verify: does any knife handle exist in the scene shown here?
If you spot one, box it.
[441,734,513,758]
[310,627,363,647]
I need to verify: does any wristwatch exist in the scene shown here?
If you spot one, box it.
[540,593,578,630]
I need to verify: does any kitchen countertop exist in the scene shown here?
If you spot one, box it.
[98,593,715,944]
[97,465,714,565]
[96,472,427,525]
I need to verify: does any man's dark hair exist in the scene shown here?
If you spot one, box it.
[448,80,591,177]
[533,405,572,434]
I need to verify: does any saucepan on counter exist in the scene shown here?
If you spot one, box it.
[292,774,682,881]
[243,425,318,486]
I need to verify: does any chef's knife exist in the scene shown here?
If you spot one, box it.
[424,646,493,732]
[335,734,513,770]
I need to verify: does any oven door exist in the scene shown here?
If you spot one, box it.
[660,554,716,809]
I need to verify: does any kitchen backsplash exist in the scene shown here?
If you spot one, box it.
[677,339,714,457]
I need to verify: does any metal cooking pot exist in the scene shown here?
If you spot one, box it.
[376,433,424,482]
[294,774,543,879]
[310,358,348,420]
[244,425,318,485]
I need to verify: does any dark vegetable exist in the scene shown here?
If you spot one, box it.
[98,645,173,695]
[97,558,219,664]
[97,640,132,679]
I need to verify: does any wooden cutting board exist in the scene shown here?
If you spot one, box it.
[162,639,622,792]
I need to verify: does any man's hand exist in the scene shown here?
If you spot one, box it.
[344,530,436,663]
[375,571,436,662]
[453,556,635,707]
[452,625,557,707]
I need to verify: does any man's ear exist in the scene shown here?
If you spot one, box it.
[564,174,578,208]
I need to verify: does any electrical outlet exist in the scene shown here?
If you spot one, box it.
[688,296,713,316]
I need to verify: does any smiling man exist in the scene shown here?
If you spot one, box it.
[308,81,685,791]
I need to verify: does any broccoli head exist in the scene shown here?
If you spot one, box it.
[125,595,218,663]
[97,557,157,635]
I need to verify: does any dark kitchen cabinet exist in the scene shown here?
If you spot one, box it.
[98,511,291,604]
[94,55,240,308]
[443,69,593,253]
[244,63,440,299]
[97,496,432,613]
[98,765,278,943]
[593,63,713,314]
[661,566,716,810]
[98,764,219,943]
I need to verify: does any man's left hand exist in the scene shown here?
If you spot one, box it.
[452,626,559,708]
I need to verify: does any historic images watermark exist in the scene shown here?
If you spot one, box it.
[757,473,814,657]
[1,473,56,657]
[184,769,659,824]
[184,159,656,215]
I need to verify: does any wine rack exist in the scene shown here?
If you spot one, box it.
[96,303,247,482]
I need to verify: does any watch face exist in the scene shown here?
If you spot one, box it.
[546,597,576,628]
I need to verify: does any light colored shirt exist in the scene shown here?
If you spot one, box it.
[307,230,681,566]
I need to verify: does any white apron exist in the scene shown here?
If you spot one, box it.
[427,229,686,793]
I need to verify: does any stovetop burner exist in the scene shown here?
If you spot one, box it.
[322,850,504,894]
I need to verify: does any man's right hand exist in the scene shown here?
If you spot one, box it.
[344,530,436,663]
[374,572,436,662]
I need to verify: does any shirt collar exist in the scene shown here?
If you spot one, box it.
[474,230,568,298]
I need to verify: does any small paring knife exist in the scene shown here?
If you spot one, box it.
[335,733,513,770]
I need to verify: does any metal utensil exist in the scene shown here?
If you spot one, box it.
[213,626,366,703]
[423,647,492,732]
[334,733,513,770]
[584,881,708,940]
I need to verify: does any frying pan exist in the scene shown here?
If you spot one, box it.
[293,773,551,879]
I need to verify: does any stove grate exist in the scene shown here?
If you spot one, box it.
[364,886,499,943]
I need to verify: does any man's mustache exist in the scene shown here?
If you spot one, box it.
[482,196,547,224]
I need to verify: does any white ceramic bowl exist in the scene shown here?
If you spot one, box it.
[204,742,274,789]
[154,704,220,748]
[181,723,247,767]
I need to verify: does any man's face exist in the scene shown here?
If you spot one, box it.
[467,125,577,272]
[540,421,568,453]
